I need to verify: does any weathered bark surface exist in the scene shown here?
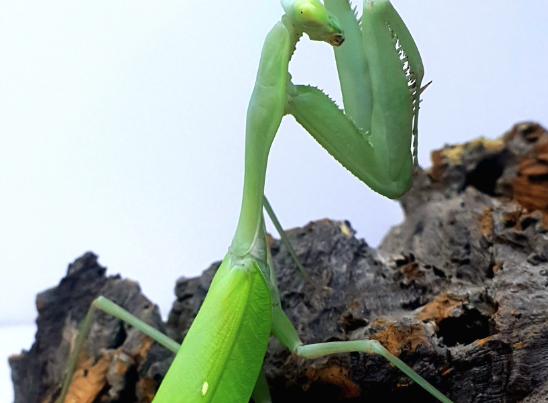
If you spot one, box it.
[9,253,172,403]
[10,122,548,402]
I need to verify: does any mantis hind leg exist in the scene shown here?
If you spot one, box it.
[271,306,452,403]
[296,340,452,403]
[54,296,180,403]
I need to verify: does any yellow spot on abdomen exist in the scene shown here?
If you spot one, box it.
[202,381,209,396]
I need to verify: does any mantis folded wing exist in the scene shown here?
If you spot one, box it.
[56,1,452,402]
[154,257,272,402]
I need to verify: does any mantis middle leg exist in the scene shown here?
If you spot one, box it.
[54,296,275,403]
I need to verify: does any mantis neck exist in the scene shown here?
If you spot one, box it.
[230,18,301,261]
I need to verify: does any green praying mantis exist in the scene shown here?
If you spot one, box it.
[55,0,452,402]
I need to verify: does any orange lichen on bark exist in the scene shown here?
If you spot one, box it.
[441,367,453,376]
[492,262,503,275]
[371,323,428,356]
[371,317,389,327]
[476,337,491,346]
[61,333,155,403]
[416,292,468,324]
[429,149,445,182]
[399,262,421,280]
[305,365,361,398]
[137,378,158,403]
[135,334,154,362]
[503,207,525,230]
[63,353,113,403]
[479,207,494,237]
[112,333,155,377]
[512,341,525,350]
[429,138,504,184]
[513,136,548,224]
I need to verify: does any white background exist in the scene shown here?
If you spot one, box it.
[1,1,547,401]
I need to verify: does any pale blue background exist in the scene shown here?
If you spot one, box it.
[1,1,547,401]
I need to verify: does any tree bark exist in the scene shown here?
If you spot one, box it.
[11,122,548,402]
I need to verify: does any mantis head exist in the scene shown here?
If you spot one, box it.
[281,0,344,47]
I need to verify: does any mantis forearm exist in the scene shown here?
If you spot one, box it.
[288,83,413,198]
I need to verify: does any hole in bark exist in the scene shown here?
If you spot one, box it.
[486,261,496,278]
[529,174,548,183]
[436,308,491,346]
[110,320,127,349]
[112,365,138,403]
[432,266,446,278]
[341,314,368,332]
[520,216,538,230]
[413,221,424,235]
[505,219,517,228]
[401,297,424,310]
[465,152,509,196]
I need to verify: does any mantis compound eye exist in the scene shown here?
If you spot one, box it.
[296,2,323,23]
[281,0,345,47]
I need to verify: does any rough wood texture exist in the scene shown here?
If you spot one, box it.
[9,253,173,403]
[10,122,548,402]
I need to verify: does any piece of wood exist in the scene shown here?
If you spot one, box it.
[11,122,548,402]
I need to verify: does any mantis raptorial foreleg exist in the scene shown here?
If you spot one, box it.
[287,0,423,198]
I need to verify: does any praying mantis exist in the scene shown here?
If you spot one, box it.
[55,0,452,402]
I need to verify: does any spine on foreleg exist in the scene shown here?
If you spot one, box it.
[362,0,423,182]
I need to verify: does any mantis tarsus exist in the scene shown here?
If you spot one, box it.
[56,0,452,402]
